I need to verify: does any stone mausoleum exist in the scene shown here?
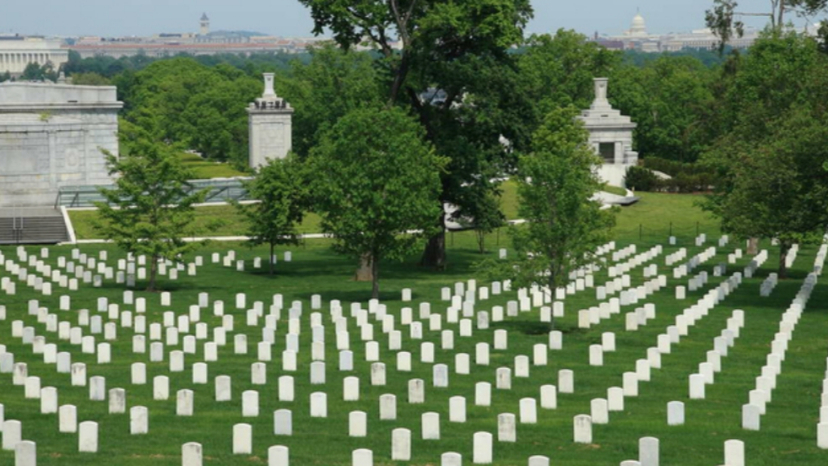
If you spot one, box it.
[577,77,638,187]
[247,73,293,169]
[0,82,123,207]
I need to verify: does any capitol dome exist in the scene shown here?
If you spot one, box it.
[630,12,647,36]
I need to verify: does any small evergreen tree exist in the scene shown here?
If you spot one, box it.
[95,128,210,291]
[235,155,307,274]
[480,107,616,326]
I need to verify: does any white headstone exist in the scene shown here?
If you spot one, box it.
[78,421,98,452]
[182,442,203,466]
[422,412,441,440]
[498,413,517,442]
[667,401,685,426]
[310,392,327,417]
[14,440,36,466]
[233,423,252,454]
[352,448,373,466]
[573,414,592,444]
[473,432,493,464]
[274,409,292,436]
[130,406,149,435]
[59,404,77,433]
[724,439,744,466]
[380,394,397,421]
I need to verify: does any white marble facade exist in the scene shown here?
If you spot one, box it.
[577,78,638,187]
[0,82,122,207]
[247,73,293,169]
[0,37,69,75]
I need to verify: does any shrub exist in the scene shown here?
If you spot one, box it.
[625,166,661,192]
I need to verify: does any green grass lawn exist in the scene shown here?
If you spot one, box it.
[69,206,323,240]
[1,227,826,465]
[69,187,718,246]
[179,153,248,179]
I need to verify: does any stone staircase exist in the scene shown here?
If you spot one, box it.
[0,208,70,245]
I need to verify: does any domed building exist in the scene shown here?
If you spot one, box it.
[613,11,660,52]
[626,12,648,38]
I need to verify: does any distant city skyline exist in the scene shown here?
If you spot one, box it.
[0,0,799,39]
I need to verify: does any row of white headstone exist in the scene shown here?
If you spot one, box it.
[0,237,747,464]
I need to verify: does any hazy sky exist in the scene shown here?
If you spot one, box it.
[0,0,793,38]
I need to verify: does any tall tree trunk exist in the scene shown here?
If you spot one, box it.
[355,254,373,281]
[547,277,556,331]
[147,254,158,292]
[388,52,410,107]
[778,241,790,280]
[270,242,275,275]
[421,212,446,269]
[371,253,380,300]
[747,237,759,255]
[777,0,786,29]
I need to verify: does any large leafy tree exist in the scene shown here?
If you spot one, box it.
[708,107,828,278]
[298,0,534,268]
[309,107,445,299]
[122,59,260,167]
[482,107,615,325]
[95,123,210,291]
[235,155,308,275]
[518,30,620,118]
[276,45,385,158]
[702,31,828,277]
[610,56,715,163]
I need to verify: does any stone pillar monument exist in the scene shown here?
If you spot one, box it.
[576,77,638,187]
[247,73,293,169]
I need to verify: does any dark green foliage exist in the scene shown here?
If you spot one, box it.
[702,31,828,278]
[610,56,715,163]
[276,45,384,158]
[120,58,261,167]
[625,166,661,192]
[309,107,446,298]
[622,48,730,68]
[478,107,615,327]
[94,125,211,291]
[70,72,110,86]
[20,62,58,82]
[298,0,535,268]
[63,49,303,79]
[235,155,308,274]
[518,30,621,116]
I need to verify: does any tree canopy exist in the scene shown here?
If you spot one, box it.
[298,0,535,268]
[309,106,446,299]
[481,107,615,319]
[95,123,211,291]
[235,155,308,274]
[702,31,828,277]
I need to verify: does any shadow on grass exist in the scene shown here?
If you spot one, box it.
[491,320,584,336]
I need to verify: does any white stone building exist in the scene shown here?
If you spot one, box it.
[247,73,293,169]
[577,78,638,187]
[0,82,122,207]
[0,36,69,75]
[601,12,761,52]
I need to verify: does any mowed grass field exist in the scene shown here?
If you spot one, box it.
[68,186,718,244]
[1,220,827,465]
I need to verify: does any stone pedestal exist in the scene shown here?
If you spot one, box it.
[247,74,293,169]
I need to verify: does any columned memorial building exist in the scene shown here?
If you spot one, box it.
[0,36,69,75]
[578,77,638,187]
[0,82,123,207]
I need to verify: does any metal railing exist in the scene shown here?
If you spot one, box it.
[55,177,254,208]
